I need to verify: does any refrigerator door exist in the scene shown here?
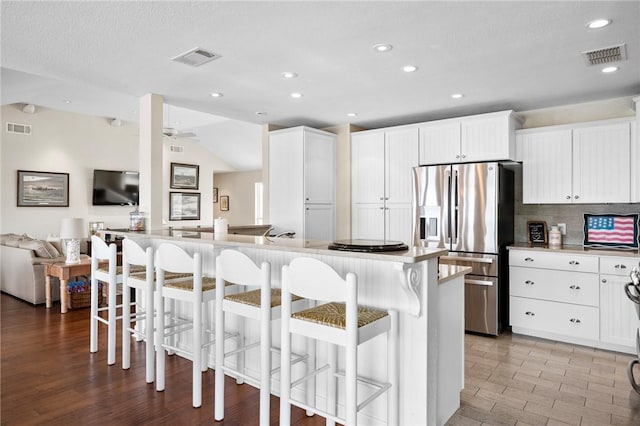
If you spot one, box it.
[465,276,499,335]
[453,162,498,254]
[413,165,450,248]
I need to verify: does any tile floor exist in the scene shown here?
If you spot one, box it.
[448,332,640,425]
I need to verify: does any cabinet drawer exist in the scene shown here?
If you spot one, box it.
[509,250,598,273]
[510,296,599,340]
[510,267,599,306]
[599,256,640,276]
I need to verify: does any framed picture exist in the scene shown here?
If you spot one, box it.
[583,213,639,250]
[213,187,219,203]
[170,163,199,190]
[527,221,547,244]
[220,195,229,211]
[17,170,69,207]
[169,192,201,221]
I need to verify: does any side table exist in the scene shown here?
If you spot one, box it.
[44,258,96,314]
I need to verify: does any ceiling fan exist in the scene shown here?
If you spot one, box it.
[163,104,197,139]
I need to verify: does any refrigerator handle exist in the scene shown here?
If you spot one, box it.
[452,170,459,244]
[445,171,452,243]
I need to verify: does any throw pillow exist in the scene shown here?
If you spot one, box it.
[1,233,32,247]
[47,235,66,256]
[18,239,61,259]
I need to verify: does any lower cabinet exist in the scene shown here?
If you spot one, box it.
[509,248,639,354]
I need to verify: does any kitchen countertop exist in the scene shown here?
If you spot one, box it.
[105,228,447,264]
[438,264,472,284]
[508,242,640,258]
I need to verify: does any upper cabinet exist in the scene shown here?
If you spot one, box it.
[518,119,633,204]
[419,110,521,165]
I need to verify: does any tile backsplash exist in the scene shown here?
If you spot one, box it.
[512,166,640,245]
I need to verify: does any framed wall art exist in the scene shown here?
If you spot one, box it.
[17,170,69,207]
[213,187,219,203]
[583,213,639,250]
[527,220,547,244]
[169,192,201,221]
[170,163,199,190]
[220,195,229,211]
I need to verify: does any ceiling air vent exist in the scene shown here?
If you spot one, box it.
[6,122,32,135]
[171,47,221,67]
[582,44,627,66]
[169,145,184,154]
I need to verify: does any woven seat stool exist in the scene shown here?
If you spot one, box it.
[280,257,398,426]
[214,249,308,425]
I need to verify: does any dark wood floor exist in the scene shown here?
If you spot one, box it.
[1,292,639,425]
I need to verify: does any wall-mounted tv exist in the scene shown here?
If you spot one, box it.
[92,169,139,206]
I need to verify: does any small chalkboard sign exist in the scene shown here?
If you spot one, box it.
[527,221,548,244]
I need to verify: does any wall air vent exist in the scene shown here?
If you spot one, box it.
[169,145,184,154]
[6,122,32,135]
[582,44,627,66]
[171,47,221,67]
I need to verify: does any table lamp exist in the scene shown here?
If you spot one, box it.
[60,218,85,264]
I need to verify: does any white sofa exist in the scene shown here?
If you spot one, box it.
[0,234,87,305]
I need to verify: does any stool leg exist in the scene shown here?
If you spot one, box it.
[388,310,399,425]
[122,279,131,370]
[346,328,357,425]
[201,300,210,373]
[145,282,155,384]
[280,307,292,426]
[214,288,225,421]
[193,293,203,408]
[306,335,316,417]
[155,287,165,392]
[107,281,117,365]
[134,288,143,342]
[236,316,245,384]
[90,276,99,353]
[259,293,271,426]
[326,343,337,426]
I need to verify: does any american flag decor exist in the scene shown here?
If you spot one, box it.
[584,214,639,249]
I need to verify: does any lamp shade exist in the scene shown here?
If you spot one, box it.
[60,218,85,240]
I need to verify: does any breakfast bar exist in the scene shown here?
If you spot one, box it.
[105,229,467,426]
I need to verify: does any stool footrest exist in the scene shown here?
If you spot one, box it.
[291,364,330,389]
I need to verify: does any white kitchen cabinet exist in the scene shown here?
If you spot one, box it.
[510,247,639,354]
[269,126,336,240]
[600,256,640,349]
[419,110,520,165]
[351,127,418,245]
[519,119,632,204]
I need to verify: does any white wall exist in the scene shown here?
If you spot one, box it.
[1,104,230,238]
[213,170,262,225]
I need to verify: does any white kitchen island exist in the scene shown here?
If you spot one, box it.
[105,229,467,425]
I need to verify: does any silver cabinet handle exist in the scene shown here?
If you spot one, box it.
[602,279,607,283]
[461,154,466,159]
[455,155,461,159]
[524,257,534,262]
[570,318,581,323]
[569,260,580,265]
[566,195,571,199]
[525,311,535,316]
[380,197,384,201]
[574,195,580,199]
[569,285,581,290]
[379,206,385,210]
[525,280,535,285]
[615,264,627,269]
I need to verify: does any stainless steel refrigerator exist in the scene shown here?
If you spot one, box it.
[413,162,514,335]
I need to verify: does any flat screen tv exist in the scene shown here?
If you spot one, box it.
[92,169,139,206]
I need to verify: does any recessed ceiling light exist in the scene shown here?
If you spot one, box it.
[290,92,303,99]
[255,111,267,116]
[451,93,464,99]
[372,43,393,53]
[209,92,223,97]
[602,66,619,73]
[402,65,418,73]
[587,19,611,29]
[347,112,358,117]
[281,72,298,79]
[63,99,71,104]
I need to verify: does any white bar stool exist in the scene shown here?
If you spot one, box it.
[214,249,307,425]
[280,257,399,426]
[155,242,217,408]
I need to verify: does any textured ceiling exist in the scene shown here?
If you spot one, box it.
[2,1,639,170]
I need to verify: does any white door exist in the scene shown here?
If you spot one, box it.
[304,130,336,204]
[351,131,385,204]
[385,204,414,245]
[352,203,385,240]
[520,129,572,204]
[304,204,335,241]
[418,120,460,165]
[385,127,419,204]
[461,114,512,162]
[572,122,630,203]
[600,274,640,349]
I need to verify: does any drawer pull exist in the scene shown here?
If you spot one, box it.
[525,311,535,316]
[569,285,581,290]
[601,279,607,284]
[569,260,580,265]
[615,264,627,269]
[524,257,534,262]
[525,280,535,286]
[569,318,581,324]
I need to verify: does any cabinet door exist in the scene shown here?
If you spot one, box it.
[520,129,572,204]
[600,273,640,349]
[385,203,414,245]
[269,130,304,236]
[418,120,460,165]
[461,114,514,162]
[352,203,385,240]
[352,132,385,204]
[572,122,631,203]
[304,130,336,204]
[304,204,335,241]
[385,127,418,204]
